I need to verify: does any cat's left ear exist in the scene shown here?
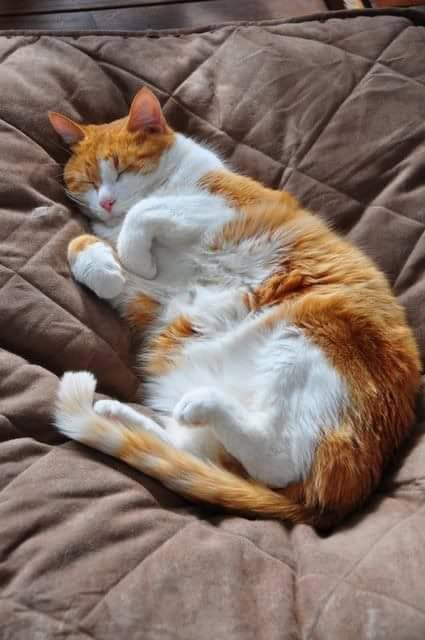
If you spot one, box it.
[127,87,167,135]
[48,112,86,145]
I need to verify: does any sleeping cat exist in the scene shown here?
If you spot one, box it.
[51,87,420,528]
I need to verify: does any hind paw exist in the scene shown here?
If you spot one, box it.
[94,399,128,421]
[173,388,227,427]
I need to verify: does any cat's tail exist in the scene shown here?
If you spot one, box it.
[55,372,315,525]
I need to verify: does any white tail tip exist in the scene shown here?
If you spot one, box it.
[57,371,97,410]
[55,370,97,441]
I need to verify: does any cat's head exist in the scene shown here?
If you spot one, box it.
[49,87,175,224]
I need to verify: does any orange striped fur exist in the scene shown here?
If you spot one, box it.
[143,315,197,376]
[126,293,160,329]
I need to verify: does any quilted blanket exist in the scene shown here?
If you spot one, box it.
[1,9,425,640]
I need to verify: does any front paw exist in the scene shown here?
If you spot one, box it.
[71,243,125,299]
[173,388,225,427]
[117,234,157,280]
[91,266,125,299]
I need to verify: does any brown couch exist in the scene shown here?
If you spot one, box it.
[1,9,425,639]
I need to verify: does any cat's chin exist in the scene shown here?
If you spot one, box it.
[104,217,123,227]
[95,213,124,227]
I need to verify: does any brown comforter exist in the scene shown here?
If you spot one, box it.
[1,9,425,640]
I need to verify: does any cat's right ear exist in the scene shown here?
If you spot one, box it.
[48,112,85,145]
[127,87,167,135]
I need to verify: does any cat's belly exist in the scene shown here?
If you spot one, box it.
[157,227,289,288]
[142,308,347,487]
[143,309,269,413]
[131,229,296,410]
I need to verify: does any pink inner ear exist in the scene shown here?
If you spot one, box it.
[48,112,85,145]
[127,88,166,134]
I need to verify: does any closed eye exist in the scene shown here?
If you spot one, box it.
[117,166,133,180]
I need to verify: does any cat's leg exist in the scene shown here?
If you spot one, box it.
[94,399,170,441]
[68,235,125,300]
[173,387,300,488]
[174,388,258,438]
[173,317,347,487]
[117,204,199,279]
[94,399,221,459]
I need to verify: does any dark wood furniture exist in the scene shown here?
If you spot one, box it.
[0,0,330,31]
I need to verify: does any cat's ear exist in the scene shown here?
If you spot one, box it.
[48,112,86,145]
[127,87,167,135]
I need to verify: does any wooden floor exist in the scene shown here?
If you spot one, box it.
[0,0,331,31]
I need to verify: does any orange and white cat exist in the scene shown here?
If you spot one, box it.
[51,87,420,528]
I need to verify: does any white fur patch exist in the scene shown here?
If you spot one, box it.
[56,371,124,455]
[71,243,125,299]
[94,399,170,443]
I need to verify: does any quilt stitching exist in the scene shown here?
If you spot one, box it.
[203,525,296,573]
[57,40,171,104]
[342,581,425,618]
[0,595,94,639]
[290,26,409,173]
[0,265,131,372]
[0,37,38,66]
[306,503,425,638]
[0,214,69,272]
[79,520,195,627]
[0,448,52,497]
[393,228,425,291]
[168,95,295,168]
[261,22,414,74]
[0,218,27,247]
[282,166,425,226]
[63,33,230,109]
[162,32,234,109]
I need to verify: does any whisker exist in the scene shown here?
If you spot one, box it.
[65,191,90,209]
[49,171,67,179]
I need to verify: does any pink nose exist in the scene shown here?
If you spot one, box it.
[100,198,115,212]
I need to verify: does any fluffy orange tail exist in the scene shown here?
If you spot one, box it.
[55,372,314,524]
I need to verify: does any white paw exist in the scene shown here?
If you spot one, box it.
[173,388,224,427]
[72,244,125,300]
[94,399,127,420]
[91,268,125,300]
